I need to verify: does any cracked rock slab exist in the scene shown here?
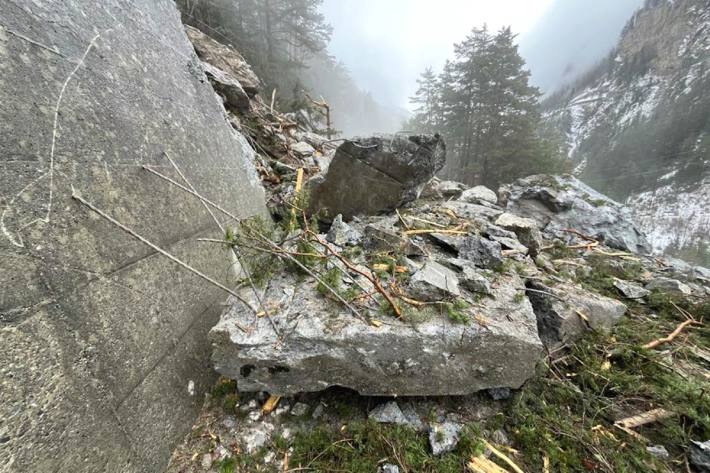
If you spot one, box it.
[210,272,543,396]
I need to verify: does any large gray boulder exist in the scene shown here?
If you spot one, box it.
[0,2,267,472]
[309,134,446,220]
[499,175,650,254]
[210,272,543,396]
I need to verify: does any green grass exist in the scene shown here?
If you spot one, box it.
[507,290,710,472]
[282,420,484,473]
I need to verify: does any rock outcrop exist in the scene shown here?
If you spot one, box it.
[309,134,446,220]
[500,174,651,253]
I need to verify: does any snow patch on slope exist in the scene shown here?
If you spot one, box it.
[627,176,710,253]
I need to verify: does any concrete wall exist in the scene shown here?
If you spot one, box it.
[0,1,267,471]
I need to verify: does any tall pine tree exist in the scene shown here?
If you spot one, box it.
[410,26,568,187]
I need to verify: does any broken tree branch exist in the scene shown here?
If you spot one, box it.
[142,165,368,324]
[162,152,281,337]
[642,319,700,349]
[71,189,255,324]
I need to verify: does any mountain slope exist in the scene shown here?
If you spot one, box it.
[544,0,710,265]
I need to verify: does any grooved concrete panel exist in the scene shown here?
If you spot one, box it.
[0,1,268,471]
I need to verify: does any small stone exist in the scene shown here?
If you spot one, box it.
[241,423,274,453]
[369,401,409,425]
[248,410,261,422]
[290,402,309,417]
[689,440,710,472]
[487,387,511,400]
[646,445,669,459]
[291,141,315,157]
[447,259,492,295]
[491,236,528,255]
[222,417,237,429]
[614,280,650,299]
[201,453,213,470]
[459,237,503,270]
[491,429,510,446]
[460,185,498,205]
[437,180,468,198]
[429,232,466,252]
[364,220,424,256]
[429,422,462,455]
[408,260,461,301]
[326,214,361,246]
[263,451,276,463]
[380,463,400,473]
[312,404,325,419]
[443,201,503,221]
[494,213,543,256]
[400,403,426,432]
[645,277,692,296]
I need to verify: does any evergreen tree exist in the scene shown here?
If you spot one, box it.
[409,67,440,133]
[409,25,567,188]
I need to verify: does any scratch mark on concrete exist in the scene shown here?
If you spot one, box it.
[1,30,109,248]
[2,25,66,58]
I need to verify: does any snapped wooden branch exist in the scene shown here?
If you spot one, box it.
[306,229,402,318]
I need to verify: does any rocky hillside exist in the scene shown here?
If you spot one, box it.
[169,23,710,473]
[543,0,710,265]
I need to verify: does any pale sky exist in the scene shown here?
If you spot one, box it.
[320,0,555,110]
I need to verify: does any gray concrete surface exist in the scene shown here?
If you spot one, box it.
[0,1,267,471]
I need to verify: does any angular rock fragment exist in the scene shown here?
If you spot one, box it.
[690,440,710,473]
[526,281,627,348]
[495,212,544,256]
[309,134,446,220]
[408,260,461,301]
[614,279,650,300]
[645,277,692,296]
[201,62,251,111]
[445,259,492,295]
[326,214,362,246]
[290,141,315,157]
[429,232,466,252]
[437,180,468,198]
[369,401,409,425]
[460,185,498,205]
[429,422,462,455]
[459,237,504,270]
[210,272,543,396]
[442,201,503,221]
[185,25,261,96]
[363,219,424,256]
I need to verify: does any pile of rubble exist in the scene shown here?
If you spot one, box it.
[179,26,710,471]
[209,133,709,398]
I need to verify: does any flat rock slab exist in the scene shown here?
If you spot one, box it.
[210,272,543,396]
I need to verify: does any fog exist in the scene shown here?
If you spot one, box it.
[320,0,554,110]
[319,0,644,109]
[519,0,645,93]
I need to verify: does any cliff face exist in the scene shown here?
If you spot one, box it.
[0,1,267,472]
[544,0,710,264]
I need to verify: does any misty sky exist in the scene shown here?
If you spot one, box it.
[320,0,643,110]
[320,0,554,110]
